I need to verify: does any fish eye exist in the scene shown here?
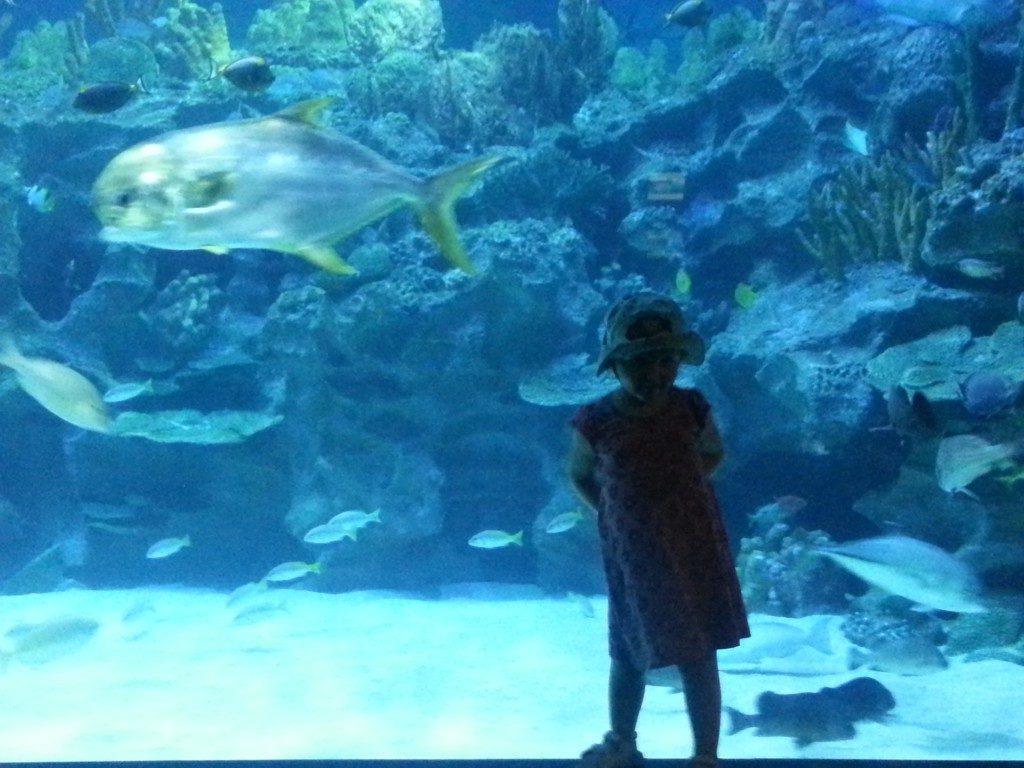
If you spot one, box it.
[115,190,134,208]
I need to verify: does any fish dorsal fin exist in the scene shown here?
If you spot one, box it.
[272,98,334,128]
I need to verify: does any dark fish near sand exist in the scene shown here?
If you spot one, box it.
[73,80,146,114]
[215,56,276,93]
[725,677,895,747]
[92,99,502,275]
[665,0,712,28]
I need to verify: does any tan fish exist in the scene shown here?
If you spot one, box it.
[468,529,523,549]
[847,635,948,676]
[1,617,100,668]
[935,434,1021,499]
[0,338,112,433]
[92,99,503,276]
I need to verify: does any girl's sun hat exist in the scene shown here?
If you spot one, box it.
[596,292,705,375]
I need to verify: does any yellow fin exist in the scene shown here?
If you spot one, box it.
[273,98,334,128]
[415,154,506,276]
[202,245,229,255]
[288,244,358,276]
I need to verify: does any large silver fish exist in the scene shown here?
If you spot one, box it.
[815,534,987,613]
[92,99,502,275]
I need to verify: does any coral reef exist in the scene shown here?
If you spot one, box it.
[798,154,931,278]
[677,6,764,95]
[555,0,618,114]
[151,0,232,79]
[143,271,224,356]
[246,0,358,67]
[348,0,445,64]
[735,502,848,617]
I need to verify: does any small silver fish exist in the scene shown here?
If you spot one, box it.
[226,581,268,607]
[468,529,524,549]
[956,258,1004,280]
[303,523,356,544]
[664,0,712,28]
[545,510,584,534]
[145,534,191,559]
[262,561,321,582]
[102,379,155,404]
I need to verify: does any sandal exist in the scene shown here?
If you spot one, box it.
[579,731,645,768]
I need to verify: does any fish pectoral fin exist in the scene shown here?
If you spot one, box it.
[272,98,335,128]
[286,244,358,276]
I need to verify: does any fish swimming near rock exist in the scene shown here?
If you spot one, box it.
[1,617,100,668]
[213,56,275,93]
[327,509,381,534]
[303,522,357,544]
[718,616,834,667]
[958,372,1021,419]
[545,510,584,534]
[664,0,712,28]
[956,258,1004,280]
[847,635,948,675]
[872,385,938,438]
[92,99,503,276]
[725,677,895,747]
[814,534,987,613]
[0,338,112,433]
[935,434,1021,499]
[73,79,147,114]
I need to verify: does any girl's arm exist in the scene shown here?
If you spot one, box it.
[568,429,601,513]
[697,417,725,476]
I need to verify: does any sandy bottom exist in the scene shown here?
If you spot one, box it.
[0,583,1022,761]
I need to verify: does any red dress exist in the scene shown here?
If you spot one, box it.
[572,387,750,670]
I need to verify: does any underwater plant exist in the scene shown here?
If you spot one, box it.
[798,153,931,279]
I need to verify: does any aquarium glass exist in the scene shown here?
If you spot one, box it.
[0,0,1022,761]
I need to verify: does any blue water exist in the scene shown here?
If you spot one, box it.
[0,0,1022,761]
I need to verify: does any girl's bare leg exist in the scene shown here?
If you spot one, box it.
[677,650,721,759]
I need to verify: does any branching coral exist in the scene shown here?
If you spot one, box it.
[85,0,166,37]
[762,0,823,57]
[556,0,618,113]
[151,0,231,79]
[677,6,763,95]
[247,0,357,67]
[1006,13,1024,135]
[478,24,563,123]
[736,516,849,617]
[902,108,968,192]
[798,153,931,279]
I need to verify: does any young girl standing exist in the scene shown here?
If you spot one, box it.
[569,292,750,768]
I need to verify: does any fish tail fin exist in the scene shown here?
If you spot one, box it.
[806,615,833,656]
[0,334,21,368]
[134,77,150,95]
[723,706,753,735]
[511,531,524,546]
[416,155,505,275]
[309,562,322,574]
[369,509,381,523]
[847,646,867,670]
[182,534,192,548]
